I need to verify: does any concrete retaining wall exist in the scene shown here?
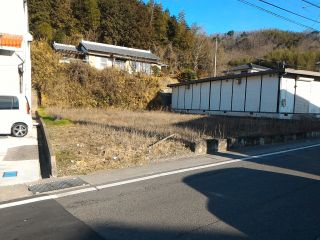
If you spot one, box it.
[193,131,320,154]
[36,112,57,178]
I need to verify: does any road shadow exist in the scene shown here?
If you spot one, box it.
[173,115,320,139]
[211,143,320,176]
[0,200,103,240]
[91,167,320,240]
[182,167,320,240]
[2,166,319,239]
[77,167,320,240]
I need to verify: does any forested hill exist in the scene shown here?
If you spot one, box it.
[28,0,320,77]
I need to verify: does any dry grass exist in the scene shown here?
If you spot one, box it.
[45,108,201,176]
[46,108,209,142]
[45,107,320,176]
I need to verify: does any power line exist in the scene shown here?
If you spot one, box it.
[301,0,320,9]
[237,0,319,31]
[257,0,320,23]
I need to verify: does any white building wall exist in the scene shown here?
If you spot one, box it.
[279,77,295,113]
[232,78,246,111]
[310,81,320,114]
[200,82,210,110]
[171,87,178,109]
[184,85,192,109]
[0,0,32,106]
[171,73,320,119]
[220,79,233,111]
[192,83,201,110]
[178,85,185,109]
[210,81,221,110]
[245,76,261,112]
[0,55,20,94]
[260,75,279,113]
[295,80,311,113]
[0,1,26,35]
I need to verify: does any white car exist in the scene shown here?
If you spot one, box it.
[0,95,33,137]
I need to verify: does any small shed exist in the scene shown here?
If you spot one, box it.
[168,67,320,119]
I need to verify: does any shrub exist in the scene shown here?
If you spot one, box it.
[177,69,197,82]
[42,61,161,109]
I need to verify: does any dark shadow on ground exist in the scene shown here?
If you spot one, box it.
[182,167,320,240]
[3,145,38,161]
[0,200,103,240]
[211,143,320,176]
[173,115,320,139]
[2,167,319,239]
[90,168,320,240]
[76,168,319,240]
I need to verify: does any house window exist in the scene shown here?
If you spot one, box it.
[131,61,137,72]
[144,63,151,75]
[100,57,108,69]
[0,96,19,110]
[115,60,126,70]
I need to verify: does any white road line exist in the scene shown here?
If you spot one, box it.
[97,143,320,189]
[0,195,56,209]
[1,143,320,210]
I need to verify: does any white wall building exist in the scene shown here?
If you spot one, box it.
[169,65,320,119]
[53,40,163,75]
[0,0,33,106]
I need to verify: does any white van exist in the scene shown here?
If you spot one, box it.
[0,95,32,137]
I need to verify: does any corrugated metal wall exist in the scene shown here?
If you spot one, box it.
[260,75,278,112]
[178,85,185,109]
[172,87,178,109]
[279,77,295,113]
[294,80,311,114]
[185,85,192,109]
[220,80,233,111]
[245,76,261,112]
[232,77,246,111]
[310,81,320,113]
[200,82,210,110]
[172,75,276,113]
[171,73,320,116]
[210,81,221,110]
[192,84,201,110]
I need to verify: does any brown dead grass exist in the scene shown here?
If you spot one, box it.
[45,108,201,176]
[45,107,320,176]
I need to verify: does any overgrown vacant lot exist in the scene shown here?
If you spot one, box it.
[44,108,202,176]
[44,108,320,176]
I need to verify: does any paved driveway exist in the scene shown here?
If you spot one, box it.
[0,126,40,186]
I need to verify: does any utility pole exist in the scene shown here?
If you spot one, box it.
[149,0,155,27]
[214,37,218,77]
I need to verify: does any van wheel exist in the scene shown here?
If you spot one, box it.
[12,123,28,137]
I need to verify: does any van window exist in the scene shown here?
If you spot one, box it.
[0,96,19,110]
[12,97,19,109]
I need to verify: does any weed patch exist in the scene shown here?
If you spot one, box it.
[37,108,72,126]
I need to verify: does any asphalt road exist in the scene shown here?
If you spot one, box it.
[1,143,320,240]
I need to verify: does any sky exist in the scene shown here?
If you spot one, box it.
[144,0,320,34]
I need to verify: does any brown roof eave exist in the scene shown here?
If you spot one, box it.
[86,50,160,62]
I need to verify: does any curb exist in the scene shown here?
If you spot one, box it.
[193,131,320,154]
[35,111,57,178]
